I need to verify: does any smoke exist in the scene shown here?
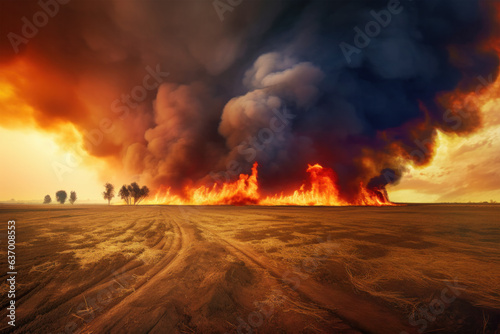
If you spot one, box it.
[0,0,498,201]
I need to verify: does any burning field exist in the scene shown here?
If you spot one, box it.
[0,204,499,334]
[148,163,393,206]
[1,0,500,333]
[1,0,500,204]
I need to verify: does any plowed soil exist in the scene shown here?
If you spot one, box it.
[0,204,498,333]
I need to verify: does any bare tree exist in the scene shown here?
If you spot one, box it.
[118,183,150,205]
[43,195,52,204]
[118,185,130,205]
[127,182,141,205]
[136,185,150,205]
[69,191,77,204]
[56,190,67,204]
[129,182,151,205]
[103,183,115,205]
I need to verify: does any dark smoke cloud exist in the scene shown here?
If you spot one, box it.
[0,0,498,200]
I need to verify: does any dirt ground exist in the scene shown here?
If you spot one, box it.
[0,204,499,334]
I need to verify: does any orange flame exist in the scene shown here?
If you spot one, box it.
[189,162,260,205]
[145,163,393,206]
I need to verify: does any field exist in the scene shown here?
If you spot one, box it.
[0,204,499,334]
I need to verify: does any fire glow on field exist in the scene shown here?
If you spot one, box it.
[147,163,393,206]
[145,23,500,207]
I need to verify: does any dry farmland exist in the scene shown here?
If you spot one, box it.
[0,204,499,333]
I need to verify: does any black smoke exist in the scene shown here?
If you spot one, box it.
[0,0,498,201]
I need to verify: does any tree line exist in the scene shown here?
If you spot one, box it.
[103,182,150,205]
[43,182,149,205]
[43,191,77,204]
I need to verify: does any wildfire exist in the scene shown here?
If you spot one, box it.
[145,163,393,206]
[190,163,260,205]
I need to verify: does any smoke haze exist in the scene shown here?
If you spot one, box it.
[1,0,498,201]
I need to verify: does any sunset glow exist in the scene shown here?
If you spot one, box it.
[1,0,499,204]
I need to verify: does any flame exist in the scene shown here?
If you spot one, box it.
[189,162,260,205]
[145,163,393,206]
[149,186,185,205]
[262,164,391,206]
[261,164,345,206]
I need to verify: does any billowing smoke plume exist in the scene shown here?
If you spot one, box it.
[0,0,498,201]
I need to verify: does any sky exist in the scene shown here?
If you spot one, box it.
[0,127,104,202]
[390,81,500,203]
[0,0,499,203]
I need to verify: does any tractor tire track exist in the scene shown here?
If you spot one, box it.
[11,213,180,334]
[81,212,190,333]
[196,223,418,334]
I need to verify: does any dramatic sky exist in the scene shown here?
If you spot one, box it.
[0,0,499,203]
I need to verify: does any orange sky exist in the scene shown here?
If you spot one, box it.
[0,127,104,202]
[1,58,499,203]
[2,59,498,203]
[1,1,499,204]
[1,106,499,203]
